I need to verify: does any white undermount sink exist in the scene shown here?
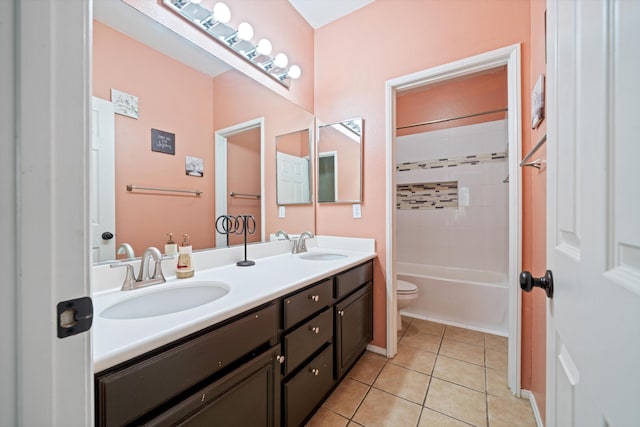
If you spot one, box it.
[100,282,230,320]
[298,252,348,261]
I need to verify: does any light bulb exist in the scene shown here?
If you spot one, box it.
[256,39,272,56]
[213,2,231,23]
[237,22,254,41]
[288,65,301,79]
[274,53,288,68]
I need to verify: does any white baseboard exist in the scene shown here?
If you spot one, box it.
[521,389,544,427]
[366,344,387,357]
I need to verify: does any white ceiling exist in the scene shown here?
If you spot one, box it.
[287,0,376,29]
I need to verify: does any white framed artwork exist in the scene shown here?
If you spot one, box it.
[111,89,139,119]
[186,156,204,177]
[531,74,545,129]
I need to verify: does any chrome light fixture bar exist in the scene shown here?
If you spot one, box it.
[163,0,301,88]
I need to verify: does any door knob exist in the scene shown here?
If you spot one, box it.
[101,232,114,240]
[520,270,554,298]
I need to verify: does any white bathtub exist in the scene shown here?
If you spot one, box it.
[397,262,508,335]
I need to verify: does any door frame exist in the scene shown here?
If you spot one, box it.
[318,150,339,202]
[3,0,94,425]
[385,44,523,394]
[214,118,265,247]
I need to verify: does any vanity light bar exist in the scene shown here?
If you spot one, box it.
[163,0,301,88]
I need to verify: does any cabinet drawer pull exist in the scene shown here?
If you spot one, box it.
[277,355,286,364]
[310,326,320,334]
[310,368,319,376]
[309,295,319,302]
[338,310,344,317]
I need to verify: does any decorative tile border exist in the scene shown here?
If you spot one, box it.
[397,181,458,210]
[397,151,506,172]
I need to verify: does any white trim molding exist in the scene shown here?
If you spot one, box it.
[385,44,523,394]
[521,389,545,427]
[214,117,266,247]
[13,0,94,424]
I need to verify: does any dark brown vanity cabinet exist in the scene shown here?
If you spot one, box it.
[95,303,280,427]
[143,345,281,427]
[280,260,374,426]
[335,282,373,379]
[95,259,374,427]
[280,279,335,426]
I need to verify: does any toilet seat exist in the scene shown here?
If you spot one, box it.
[397,280,417,294]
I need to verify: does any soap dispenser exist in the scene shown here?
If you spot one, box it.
[165,232,178,257]
[176,234,194,279]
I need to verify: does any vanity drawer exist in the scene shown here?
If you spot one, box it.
[284,344,334,427]
[283,308,333,376]
[96,303,278,427]
[335,261,373,299]
[283,278,333,329]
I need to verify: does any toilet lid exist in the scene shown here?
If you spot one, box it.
[397,280,417,294]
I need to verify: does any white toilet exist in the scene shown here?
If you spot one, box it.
[397,279,419,330]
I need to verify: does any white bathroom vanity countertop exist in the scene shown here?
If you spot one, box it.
[92,237,376,372]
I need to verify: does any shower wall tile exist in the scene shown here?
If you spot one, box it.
[396,119,509,273]
[397,182,458,210]
[483,226,509,250]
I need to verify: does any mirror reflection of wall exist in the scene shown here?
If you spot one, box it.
[276,129,312,205]
[317,119,364,203]
[92,10,316,263]
[226,128,262,246]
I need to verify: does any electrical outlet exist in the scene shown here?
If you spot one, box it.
[278,206,286,218]
[352,203,362,218]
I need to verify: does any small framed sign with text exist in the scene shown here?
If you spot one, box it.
[151,128,175,155]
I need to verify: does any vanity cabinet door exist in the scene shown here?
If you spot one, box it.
[96,303,278,427]
[143,345,281,427]
[335,282,373,379]
[284,344,334,427]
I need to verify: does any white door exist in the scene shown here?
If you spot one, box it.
[277,151,310,204]
[91,97,116,262]
[546,1,640,426]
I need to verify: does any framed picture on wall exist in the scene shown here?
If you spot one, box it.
[531,74,545,129]
[186,156,204,177]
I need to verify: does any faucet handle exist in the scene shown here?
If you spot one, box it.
[151,257,166,282]
[110,263,137,291]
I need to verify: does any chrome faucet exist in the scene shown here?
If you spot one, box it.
[294,232,314,254]
[275,230,296,253]
[111,246,166,291]
[275,230,290,241]
[116,242,135,259]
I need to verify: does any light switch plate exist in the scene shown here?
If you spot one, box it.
[352,203,362,218]
[279,206,286,218]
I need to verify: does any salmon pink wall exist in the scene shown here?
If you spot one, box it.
[314,0,531,349]
[123,0,314,112]
[521,0,548,421]
[226,128,261,246]
[212,70,315,236]
[277,130,310,158]
[396,69,508,136]
[93,20,215,256]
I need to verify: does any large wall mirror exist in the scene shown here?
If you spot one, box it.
[92,0,315,263]
[317,118,364,203]
[276,129,312,205]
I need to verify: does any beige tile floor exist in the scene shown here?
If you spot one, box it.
[306,316,536,427]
